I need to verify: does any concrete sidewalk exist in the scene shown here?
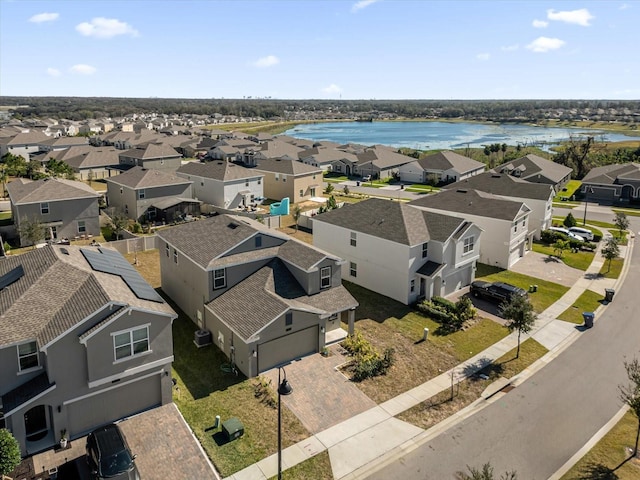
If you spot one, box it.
[227,229,632,480]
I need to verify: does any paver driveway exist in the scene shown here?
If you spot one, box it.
[263,344,377,434]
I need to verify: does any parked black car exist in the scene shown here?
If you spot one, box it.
[470,280,528,304]
[86,423,140,480]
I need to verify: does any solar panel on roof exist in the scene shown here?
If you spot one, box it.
[80,248,163,303]
[0,264,25,291]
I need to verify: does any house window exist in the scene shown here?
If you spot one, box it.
[282,176,286,182]
[173,248,178,264]
[299,189,304,197]
[138,189,145,199]
[40,202,49,214]
[113,326,149,361]
[17,341,39,371]
[255,235,262,248]
[350,262,357,277]
[513,222,518,233]
[313,174,316,180]
[77,221,86,234]
[201,181,204,186]
[350,232,357,247]
[285,312,293,326]
[320,266,331,288]
[120,187,123,194]
[213,268,226,289]
[522,218,526,227]
[422,242,428,258]
[246,181,249,187]
[275,174,279,181]
[258,178,262,185]
[165,243,170,257]
[463,236,475,254]
[410,279,415,293]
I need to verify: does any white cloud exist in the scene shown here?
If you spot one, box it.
[76,17,139,38]
[29,12,59,23]
[476,53,490,61]
[252,55,280,68]
[526,37,565,53]
[547,8,594,26]
[46,68,61,77]
[322,84,343,95]
[352,0,380,13]
[70,64,97,75]
[619,3,630,10]
[501,44,519,52]
[532,19,548,28]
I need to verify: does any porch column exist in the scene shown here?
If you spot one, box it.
[348,308,356,336]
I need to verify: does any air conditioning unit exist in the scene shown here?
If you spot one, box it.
[194,329,212,348]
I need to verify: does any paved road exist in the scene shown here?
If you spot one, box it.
[367,215,640,479]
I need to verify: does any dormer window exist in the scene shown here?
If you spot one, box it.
[213,268,226,289]
[320,266,331,289]
[138,189,146,199]
[18,341,39,371]
[463,236,475,254]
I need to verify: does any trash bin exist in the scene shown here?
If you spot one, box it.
[582,312,595,328]
[605,288,615,303]
[356,181,360,186]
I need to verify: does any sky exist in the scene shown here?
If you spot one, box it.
[0,0,638,100]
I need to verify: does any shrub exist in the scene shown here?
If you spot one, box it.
[0,428,21,476]
[132,222,142,234]
[324,183,334,194]
[431,296,456,311]
[582,242,597,251]
[343,185,350,195]
[540,229,557,244]
[343,334,395,381]
[455,296,477,323]
[563,212,577,228]
[416,301,455,324]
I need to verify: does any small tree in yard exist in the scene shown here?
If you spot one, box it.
[109,210,129,240]
[343,184,350,196]
[0,428,21,476]
[291,204,301,232]
[601,237,620,273]
[563,212,577,228]
[18,216,45,248]
[553,238,568,258]
[501,294,537,359]
[619,357,640,457]
[614,211,629,240]
[456,463,517,480]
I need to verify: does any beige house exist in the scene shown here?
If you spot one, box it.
[248,157,323,202]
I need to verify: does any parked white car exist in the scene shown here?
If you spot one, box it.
[569,226,595,241]
[550,226,584,242]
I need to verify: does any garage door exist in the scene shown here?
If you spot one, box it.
[67,374,161,438]
[258,326,318,373]
[508,244,523,267]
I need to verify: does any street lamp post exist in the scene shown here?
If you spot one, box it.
[583,186,594,226]
[277,367,293,480]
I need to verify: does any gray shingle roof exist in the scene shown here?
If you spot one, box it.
[206,259,357,341]
[119,143,181,159]
[498,154,572,183]
[105,166,191,189]
[0,245,175,348]
[444,171,554,200]
[252,157,322,175]
[409,188,528,221]
[7,177,100,204]
[582,163,640,185]
[312,198,465,245]
[416,151,485,174]
[177,160,260,181]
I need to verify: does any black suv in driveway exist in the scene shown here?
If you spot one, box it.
[86,423,140,480]
[470,280,528,305]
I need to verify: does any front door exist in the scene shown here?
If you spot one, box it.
[25,405,48,441]
[419,278,426,298]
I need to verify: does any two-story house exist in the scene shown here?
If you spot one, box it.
[156,214,358,377]
[0,245,176,455]
[7,178,101,246]
[445,172,554,239]
[409,188,531,269]
[176,160,264,210]
[105,166,199,223]
[118,143,182,171]
[496,154,572,192]
[245,157,323,203]
[0,131,51,161]
[312,198,482,305]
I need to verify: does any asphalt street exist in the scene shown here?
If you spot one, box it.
[367,213,640,479]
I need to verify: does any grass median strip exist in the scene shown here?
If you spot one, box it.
[558,289,605,324]
[599,257,624,279]
[396,339,548,430]
[560,410,640,480]
[268,451,333,480]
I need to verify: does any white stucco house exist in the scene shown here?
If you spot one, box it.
[312,198,482,305]
[409,188,531,269]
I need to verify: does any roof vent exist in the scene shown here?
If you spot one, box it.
[60,248,69,255]
[228,222,239,229]
[456,189,468,193]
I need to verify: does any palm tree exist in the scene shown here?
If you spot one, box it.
[456,463,517,479]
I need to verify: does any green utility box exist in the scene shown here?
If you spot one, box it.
[222,417,244,441]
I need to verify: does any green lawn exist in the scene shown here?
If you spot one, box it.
[558,289,604,324]
[552,202,579,209]
[583,219,615,229]
[554,180,582,202]
[475,264,569,312]
[561,410,640,480]
[323,175,348,183]
[531,243,595,271]
[599,257,624,279]
[613,208,640,217]
[608,229,629,246]
[268,452,333,480]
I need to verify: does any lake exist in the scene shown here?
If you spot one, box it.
[282,121,639,151]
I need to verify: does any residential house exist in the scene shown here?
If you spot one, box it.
[38,136,89,152]
[118,144,183,171]
[176,160,264,209]
[496,154,572,192]
[398,151,485,185]
[64,148,122,180]
[105,166,198,223]
[444,172,554,238]
[7,178,101,245]
[331,145,414,179]
[248,157,323,202]
[581,163,640,203]
[409,188,531,269]
[210,145,240,161]
[0,131,51,161]
[156,214,358,377]
[298,147,359,172]
[312,198,482,305]
[0,245,176,455]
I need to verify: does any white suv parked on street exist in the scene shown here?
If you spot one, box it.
[550,226,584,242]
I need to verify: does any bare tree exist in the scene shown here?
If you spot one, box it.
[619,357,640,457]
[291,204,301,233]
